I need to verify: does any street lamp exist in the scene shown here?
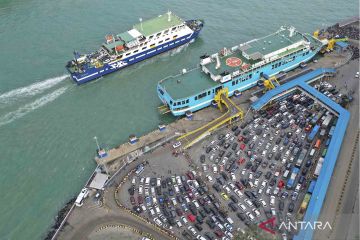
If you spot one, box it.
[94,136,100,151]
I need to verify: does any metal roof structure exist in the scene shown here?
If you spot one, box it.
[251,68,351,240]
[134,12,183,36]
[89,172,109,190]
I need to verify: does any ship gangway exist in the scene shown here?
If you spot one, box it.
[177,88,244,149]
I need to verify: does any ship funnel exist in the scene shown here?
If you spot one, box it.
[215,54,221,70]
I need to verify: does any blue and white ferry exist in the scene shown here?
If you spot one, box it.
[66,12,203,84]
[157,26,324,116]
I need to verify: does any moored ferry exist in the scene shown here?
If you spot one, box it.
[66,12,203,84]
[157,26,324,116]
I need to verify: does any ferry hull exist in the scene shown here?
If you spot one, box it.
[69,30,202,85]
[157,50,319,116]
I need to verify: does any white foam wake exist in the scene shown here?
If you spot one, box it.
[0,74,69,105]
[0,86,68,128]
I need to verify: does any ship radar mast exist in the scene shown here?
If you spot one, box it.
[167,11,172,22]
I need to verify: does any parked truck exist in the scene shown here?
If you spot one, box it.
[313,157,325,178]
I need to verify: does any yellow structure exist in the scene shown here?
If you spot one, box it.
[214,88,229,112]
[177,88,244,149]
[313,30,319,39]
[263,76,280,91]
[321,37,349,53]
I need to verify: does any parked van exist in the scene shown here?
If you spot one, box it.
[309,148,316,157]
[282,170,290,179]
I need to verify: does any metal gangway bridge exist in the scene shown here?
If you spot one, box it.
[177,88,244,149]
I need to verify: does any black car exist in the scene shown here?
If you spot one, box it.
[200,154,206,163]
[206,146,213,153]
[302,167,308,176]
[265,171,272,180]
[218,134,225,140]
[288,202,295,212]
[269,177,277,186]
[206,219,216,229]
[213,183,221,192]
[237,212,246,221]
[234,129,241,136]
[279,201,284,211]
[276,138,282,144]
[244,191,253,199]
[221,172,229,181]
[231,125,239,132]
[196,216,204,224]
[219,150,225,157]
[226,151,233,158]
[231,143,238,150]
[230,195,239,203]
[228,202,238,211]
[205,232,215,240]
[255,170,263,179]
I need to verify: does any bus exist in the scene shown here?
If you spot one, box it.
[296,149,308,167]
[314,139,321,148]
[322,148,328,157]
[322,114,333,128]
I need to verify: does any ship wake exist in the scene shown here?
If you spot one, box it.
[0,86,68,128]
[0,74,69,106]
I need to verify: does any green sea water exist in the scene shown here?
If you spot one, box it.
[0,0,357,239]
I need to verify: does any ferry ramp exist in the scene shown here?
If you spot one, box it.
[177,88,244,149]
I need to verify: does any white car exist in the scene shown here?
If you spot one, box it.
[241,169,246,175]
[258,188,263,195]
[271,207,276,216]
[266,187,272,195]
[295,184,302,192]
[234,189,243,198]
[239,203,247,211]
[138,185,143,194]
[212,164,218,174]
[246,212,255,221]
[254,179,259,187]
[154,217,162,226]
[253,208,261,217]
[260,199,267,207]
[270,196,276,206]
[228,182,236,190]
[245,199,253,207]
[231,172,236,181]
[176,219,183,228]
[188,226,197,236]
[206,175,214,182]
[181,216,188,225]
[172,141,182,148]
[273,187,280,196]
[249,173,254,180]
[260,180,267,189]
[223,186,231,194]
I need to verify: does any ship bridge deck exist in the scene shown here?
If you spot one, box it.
[160,68,217,100]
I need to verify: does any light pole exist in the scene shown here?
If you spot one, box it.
[94,136,100,151]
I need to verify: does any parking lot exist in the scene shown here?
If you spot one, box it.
[119,78,344,240]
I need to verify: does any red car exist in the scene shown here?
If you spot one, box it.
[187,214,196,222]
[138,196,143,204]
[214,229,224,237]
[238,136,245,142]
[219,164,225,172]
[305,125,312,132]
[278,179,285,189]
[186,171,195,180]
[237,158,246,165]
[240,144,246,150]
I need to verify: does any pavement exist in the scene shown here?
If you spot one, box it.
[313,58,359,240]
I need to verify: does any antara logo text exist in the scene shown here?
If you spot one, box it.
[259,217,332,234]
